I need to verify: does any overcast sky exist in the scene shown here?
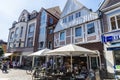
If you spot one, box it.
[0,0,103,42]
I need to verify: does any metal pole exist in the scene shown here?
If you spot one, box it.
[32,56,35,68]
[87,55,89,70]
[89,56,91,69]
[70,53,73,72]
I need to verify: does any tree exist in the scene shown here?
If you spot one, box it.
[0,46,4,57]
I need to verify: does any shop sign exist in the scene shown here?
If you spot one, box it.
[102,34,120,43]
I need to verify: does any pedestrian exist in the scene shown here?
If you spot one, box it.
[12,61,16,68]
[2,61,8,73]
[89,69,96,80]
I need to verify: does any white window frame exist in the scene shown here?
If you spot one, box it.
[86,22,96,36]
[59,31,66,41]
[74,26,83,38]
[109,14,120,31]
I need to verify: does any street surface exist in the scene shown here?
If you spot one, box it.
[0,68,32,80]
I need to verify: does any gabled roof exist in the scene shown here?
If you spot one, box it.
[99,0,120,11]
[99,0,109,10]
[46,6,61,19]
[61,0,85,18]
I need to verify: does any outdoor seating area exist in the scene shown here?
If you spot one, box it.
[31,65,96,80]
[26,44,100,80]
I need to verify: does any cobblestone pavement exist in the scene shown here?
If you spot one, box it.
[0,68,32,80]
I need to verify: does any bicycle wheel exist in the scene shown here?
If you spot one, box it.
[26,68,32,75]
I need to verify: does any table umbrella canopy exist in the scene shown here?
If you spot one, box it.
[29,48,51,56]
[2,53,13,58]
[46,44,97,56]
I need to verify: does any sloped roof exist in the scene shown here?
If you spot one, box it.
[61,0,85,18]
[100,0,120,10]
[46,6,61,19]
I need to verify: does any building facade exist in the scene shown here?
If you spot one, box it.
[7,10,38,64]
[54,0,103,69]
[100,0,120,78]
[34,7,61,51]
[7,7,61,65]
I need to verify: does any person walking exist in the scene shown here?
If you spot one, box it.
[2,61,8,73]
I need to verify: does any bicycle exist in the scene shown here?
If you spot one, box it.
[26,67,34,75]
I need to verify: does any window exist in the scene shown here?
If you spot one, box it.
[60,31,65,41]
[87,23,95,34]
[27,37,33,47]
[18,39,21,47]
[41,10,47,24]
[28,23,35,37]
[75,27,82,37]
[29,24,34,33]
[117,15,120,29]
[49,29,53,34]
[110,17,117,30]
[15,28,19,38]
[76,12,81,18]
[48,41,52,49]
[68,15,73,22]
[20,27,23,37]
[39,41,44,48]
[10,32,14,39]
[110,15,120,30]
[49,17,53,24]
[63,18,67,23]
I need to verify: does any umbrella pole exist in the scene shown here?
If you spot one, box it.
[87,55,89,70]
[32,56,35,68]
[70,53,72,72]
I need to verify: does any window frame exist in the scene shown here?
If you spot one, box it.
[87,22,95,35]
[49,17,53,24]
[109,14,120,31]
[60,31,65,41]
[74,26,82,38]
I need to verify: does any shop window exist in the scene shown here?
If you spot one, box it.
[87,22,95,34]
[75,27,82,37]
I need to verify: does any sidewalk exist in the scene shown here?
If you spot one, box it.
[0,68,32,80]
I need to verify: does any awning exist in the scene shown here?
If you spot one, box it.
[107,43,120,50]
[3,53,13,58]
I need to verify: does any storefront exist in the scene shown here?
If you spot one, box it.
[102,30,120,78]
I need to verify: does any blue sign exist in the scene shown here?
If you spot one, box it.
[102,35,120,43]
[106,36,113,42]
